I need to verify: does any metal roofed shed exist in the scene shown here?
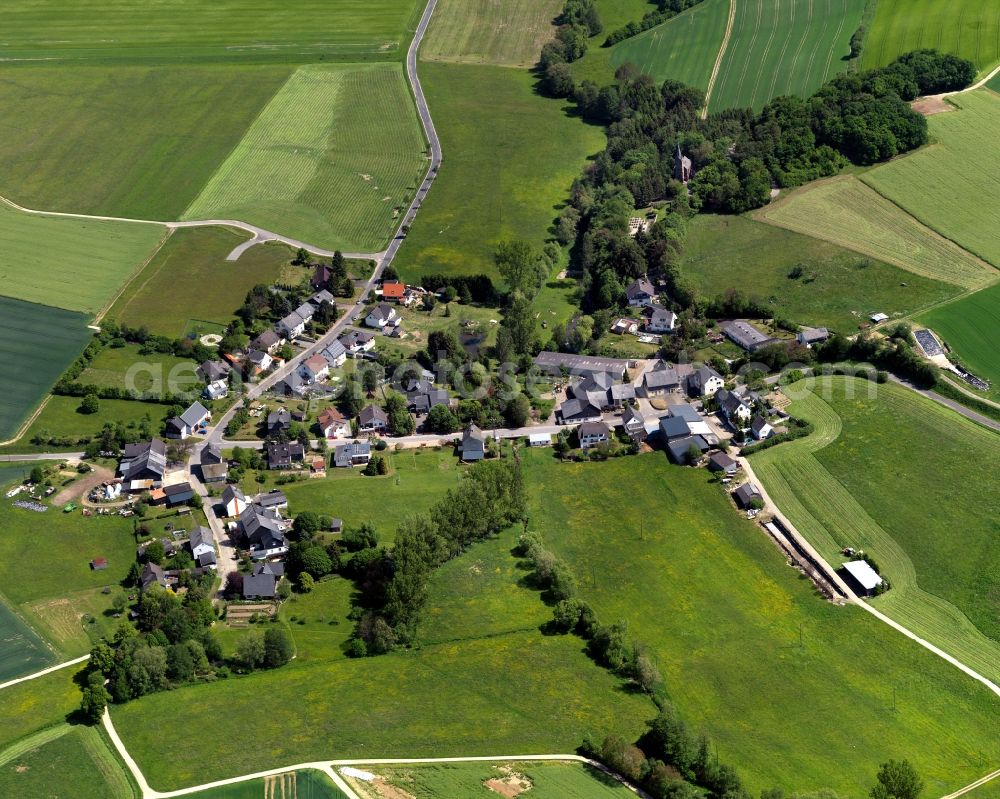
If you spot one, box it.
[841,560,884,597]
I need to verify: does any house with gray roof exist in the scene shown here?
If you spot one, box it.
[722,320,780,352]
[708,451,738,475]
[459,424,487,461]
[666,434,709,464]
[645,305,677,333]
[643,366,680,397]
[578,421,611,449]
[339,329,376,355]
[198,360,231,383]
[715,388,752,428]
[251,330,282,354]
[687,366,724,398]
[188,526,216,568]
[238,504,288,558]
[322,339,348,368]
[622,404,647,442]
[119,439,166,489]
[733,482,763,509]
[625,277,656,307]
[797,327,829,347]
[558,397,602,424]
[750,414,774,440]
[533,352,630,380]
[266,408,291,436]
[140,562,169,591]
[334,441,371,468]
[365,302,398,330]
[166,401,211,440]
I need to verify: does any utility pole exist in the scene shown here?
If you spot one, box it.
[798,622,803,649]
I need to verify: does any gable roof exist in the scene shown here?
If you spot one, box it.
[359,404,388,424]
[189,526,213,551]
[179,401,210,429]
[689,366,723,391]
[302,354,329,373]
[252,330,281,350]
[578,421,610,438]
[120,439,166,480]
[322,340,347,362]
[222,484,246,505]
[668,403,701,423]
[708,451,737,471]
[733,482,762,507]
[318,407,348,428]
[382,281,406,299]
[666,434,709,463]
[202,443,223,464]
[242,571,277,599]
[659,415,690,440]
[750,414,772,434]
[626,277,655,300]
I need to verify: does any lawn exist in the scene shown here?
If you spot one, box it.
[0,298,91,442]
[107,228,297,337]
[0,600,53,683]
[183,63,428,253]
[375,301,500,356]
[0,0,422,63]
[279,577,356,663]
[750,379,1000,685]
[0,202,166,314]
[523,449,1000,795]
[79,344,196,395]
[862,91,1000,269]
[5,395,171,453]
[421,0,562,68]
[0,725,135,799]
[0,64,292,220]
[754,176,997,291]
[680,214,962,331]
[183,770,346,799]
[861,0,1000,73]
[612,0,866,112]
[348,761,636,798]
[569,0,664,85]
[393,63,606,283]
[919,282,1000,401]
[0,665,84,753]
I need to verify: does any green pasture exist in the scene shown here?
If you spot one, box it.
[376,301,499,356]
[755,176,996,291]
[79,345,196,395]
[0,202,166,314]
[0,725,135,799]
[0,600,53,683]
[0,298,91,442]
[0,65,292,220]
[108,228,297,337]
[920,282,1000,402]
[751,379,1000,683]
[863,91,1000,269]
[183,770,346,799]
[352,761,636,798]
[681,214,960,331]
[523,449,1000,795]
[862,0,1000,73]
[569,0,662,85]
[279,577,356,663]
[422,0,562,68]
[394,63,605,282]
[0,665,84,753]
[0,0,422,64]
[184,63,427,253]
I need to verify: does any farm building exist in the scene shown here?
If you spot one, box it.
[666,434,709,464]
[708,452,738,475]
[870,312,889,323]
[841,560,884,597]
[533,351,630,380]
[733,482,763,509]
[721,320,779,352]
[797,327,829,347]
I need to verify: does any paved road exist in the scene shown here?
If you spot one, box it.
[887,375,1000,432]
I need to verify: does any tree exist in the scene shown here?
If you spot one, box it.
[295,247,309,265]
[504,395,531,428]
[166,642,195,682]
[542,62,575,98]
[79,675,110,724]
[871,761,923,799]
[111,591,128,615]
[298,572,315,593]
[80,393,100,414]
[144,539,165,565]
[29,466,45,484]
[292,511,322,540]
[300,546,333,578]
[425,404,459,433]
[495,240,539,297]
[685,443,702,465]
[342,524,379,552]
[263,627,293,668]
[235,628,266,670]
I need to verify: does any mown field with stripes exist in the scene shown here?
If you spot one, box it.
[751,378,1000,685]
[183,63,428,252]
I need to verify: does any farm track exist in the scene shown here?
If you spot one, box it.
[701,0,737,117]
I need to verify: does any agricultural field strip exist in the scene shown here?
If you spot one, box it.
[0,654,90,692]
[750,388,1000,685]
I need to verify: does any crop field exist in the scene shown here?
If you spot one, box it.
[0,725,135,799]
[755,176,997,291]
[681,214,960,330]
[0,65,292,220]
[862,0,1000,73]
[349,761,636,798]
[612,0,865,111]
[183,63,427,253]
[0,0,422,63]
[750,379,1000,683]
[0,600,53,683]
[394,63,605,282]
[0,298,91,442]
[0,666,83,753]
[0,202,166,314]
[422,0,562,68]
[920,282,1000,401]
[862,91,1000,269]
[524,450,1000,795]
[183,770,346,799]
[107,228,297,337]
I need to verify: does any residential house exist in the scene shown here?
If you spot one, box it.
[256,490,288,511]
[578,420,611,449]
[266,441,305,470]
[405,380,450,415]
[311,264,331,291]
[557,396,603,424]
[243,562,284,599]
[339,329,376,356]
[625,277,656,307]
[165,401,211,440]
[299,353,330,385]
[238,504,288,558]
[642,366,680,397]
[567,371,634,412]
[318,407,351,439]
[201,461,228,484]
[722,320,779,352]
[118,439,166,491]
[715,389,752,428]
[528,432,551,447]
[266,408,291,436]
[733,482,763,509]
[666,434,709,464]
[251,330,283,354]
[645,305,677,333]
[246,349,273,375]
[459,424,487,461]
[198,360,230,384]
[201,444,223,465]
[708,452,739,475]
[611,317,640,336]
[381,281,406,303]
[334,441,371,468]
[277,303,315,339]
[204,379,228,401]
[188,526,217,568]
[222,485,248,518]
[321,340,348,368]
[365,302,399,330]
[533,352,630,381]
[140,562,169,591]
[797,327,829,347]
[750,414,774,441]
[310,289,335,307]
[358,405,388,433]
[622,404,647,442]
[163,482,194,507]
[687,366,725,398]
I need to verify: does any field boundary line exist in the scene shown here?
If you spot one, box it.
[701,0,737,117]
[940,768,1000,799]
[93,227,175,325]
[0,654,88,692]
[0,724,71,768]
[937,373,1000,409]
[0,394,52,446]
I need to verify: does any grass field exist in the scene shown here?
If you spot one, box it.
[348,762,636,798]
[0,65,293,220]
[79,345,195,394]
[0,601,53,683]
[0,725,136,799]
[862,91,1000,268]
[612,0,865,111]
[919,282,1000,400]
[862,0,1000,73]
[394,63,605,282]
[569,0,661,85]
[0,0,422,63]
[184,770,346,799]
[0,298,91,442]
[755,176,997,291]
[524,450,1000,795]
[750,379,1000,684]
[680,214,961,330]
[107,228,297,337]
[421,0,562,68]
[0,666,84,753]
[183,63,427,253]
[0,202,166,314]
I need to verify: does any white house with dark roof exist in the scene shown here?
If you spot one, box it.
[750,414,774,440]
[321,339,348,368]
[245,349,273,374]
[198,360,230,383]
[222,485,248,518]
[578,420,611,449]
[119,439,166,490]
[339,329,376,355]
[365,302,399,330]
[645,305,676,333]
[251,330,283,354]
[358,404,388,433]
[715,388,752,428]
[188,526,217,568]
[238,503,288,559]
[687,366,725,398]
[625,277,656,307]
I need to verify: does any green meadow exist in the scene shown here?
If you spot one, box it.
[681,214,960,331]
[184,63,428,252]
[862,0,1000,73]
[524,450,1000,795]
[393,63,605,282]
[0,298,91,441]
[107,228,297,337]
[0,666,84,752]
[863,91,1000,269]
[569,0,662,85]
